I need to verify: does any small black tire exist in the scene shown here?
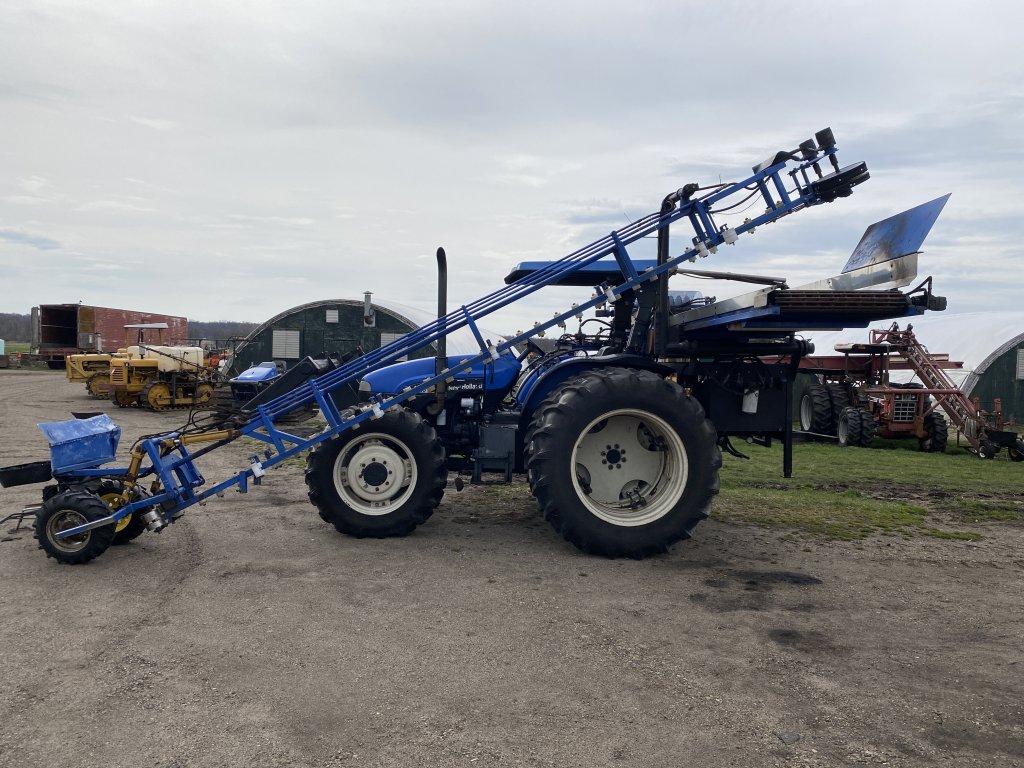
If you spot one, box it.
[799,384,834,435]
[526,368,720,558]
[837,407,861,447]
[977,440,997,460]
[919,411,948,453]
[305,408,447,537]
[34,490,116,565]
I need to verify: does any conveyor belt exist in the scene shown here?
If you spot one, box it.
[769,289,909,314]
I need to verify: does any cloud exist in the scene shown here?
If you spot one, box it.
[0,0,1020,331]
[0,228,61,250]
[128,115,178,131]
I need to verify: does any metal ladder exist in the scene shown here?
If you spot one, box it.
[877,325,983,446]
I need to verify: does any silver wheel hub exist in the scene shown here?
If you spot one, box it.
[571,409,688,527]
[333,435,416,515]
[47,509,90,552]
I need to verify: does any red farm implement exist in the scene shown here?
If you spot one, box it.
[797,322,1023,460]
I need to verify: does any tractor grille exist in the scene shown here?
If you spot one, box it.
[110,367,127,385]
[892,394,917,422]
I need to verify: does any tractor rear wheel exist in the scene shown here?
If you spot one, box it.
[34,490,116,564]
[526,368,720,558]
[799,384,833,435]
[86,373,112,399]
[305,408,447,537]
[919,411,948,453]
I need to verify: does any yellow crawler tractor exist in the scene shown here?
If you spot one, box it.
[66,323,169,399]
[109,345,216,410]
[66,352,119,398]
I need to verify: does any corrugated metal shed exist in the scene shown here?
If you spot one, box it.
[229,297,503,375]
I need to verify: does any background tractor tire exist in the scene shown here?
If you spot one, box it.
[34,490,116,565]
[526,368,720,559]
[1009,439,1024,462]
[827,383,852,425]
[855,408,876,447]
[799,384,834,435]
[837,407,862,447]
[305,408,446,538]
[919,411,949,453]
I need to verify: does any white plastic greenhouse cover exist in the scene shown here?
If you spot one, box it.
[802,312,1024,394]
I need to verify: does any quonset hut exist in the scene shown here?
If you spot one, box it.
[804,312,1024,421]
[228,297,494,375]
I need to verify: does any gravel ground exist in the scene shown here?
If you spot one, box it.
[1,370,1022,768]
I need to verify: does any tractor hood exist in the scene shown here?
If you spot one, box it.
[231,362,280,384]
[360,352,520,396]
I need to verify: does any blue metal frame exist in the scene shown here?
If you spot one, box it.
[55,146,847,538]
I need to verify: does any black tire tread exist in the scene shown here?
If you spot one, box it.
[526,368,720,558]
[34,490,116,565]
[801,384,835,434]
[305,408,446,537]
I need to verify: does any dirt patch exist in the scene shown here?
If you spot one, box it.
[2,372,1024,767]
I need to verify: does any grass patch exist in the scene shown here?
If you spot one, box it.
[4,342,31,353]
[716,441,1024,541]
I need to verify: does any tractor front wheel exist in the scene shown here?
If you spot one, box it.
[527,368,720,558]
[919,411,949,453]
[34,490,116,564]
[305,408,447,537]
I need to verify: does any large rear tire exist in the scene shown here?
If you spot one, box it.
[827,383,852,426]
[799,384,833,435]
[526,368,720,558]
[305,408,447,537]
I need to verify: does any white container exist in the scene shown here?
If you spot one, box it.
[143,346,205,372]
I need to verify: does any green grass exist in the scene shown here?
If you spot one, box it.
[717,441,1024,541]
[4,342,31,353]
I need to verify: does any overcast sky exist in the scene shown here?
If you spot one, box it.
[1,0,1022,333]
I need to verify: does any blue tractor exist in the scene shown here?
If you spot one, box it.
[1,128,949,562]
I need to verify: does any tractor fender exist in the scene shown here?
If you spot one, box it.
[517,353,672,425]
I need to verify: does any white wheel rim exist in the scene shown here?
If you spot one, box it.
[570,408,688,527]
[332,433,417,516]
[800,395,813,431]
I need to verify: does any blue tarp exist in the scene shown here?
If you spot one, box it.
[38,414,121,474]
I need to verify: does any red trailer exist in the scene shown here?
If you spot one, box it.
[31,304,188,369]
